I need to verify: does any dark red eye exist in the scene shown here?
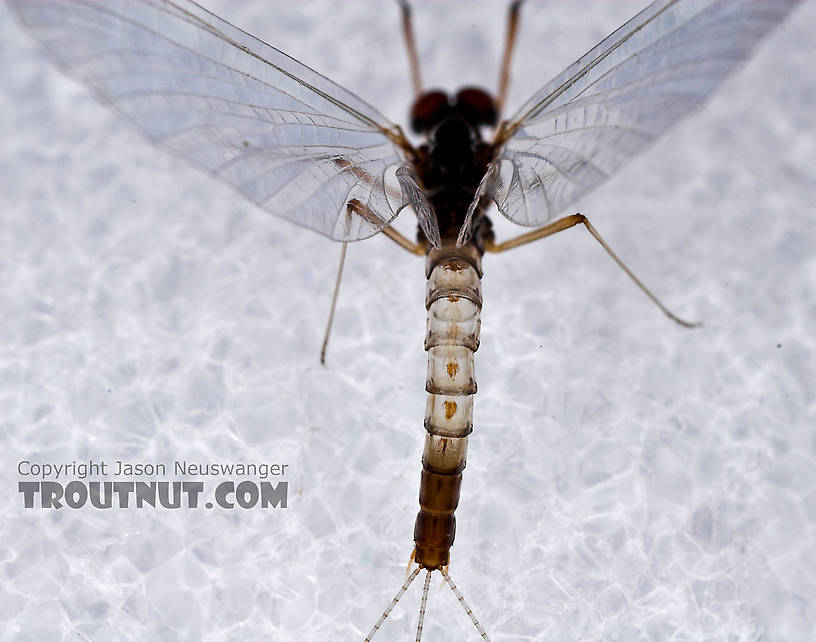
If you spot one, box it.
[410,90,450,134]
[454,87,498,128]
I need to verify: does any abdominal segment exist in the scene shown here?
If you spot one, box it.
[414,254,482,570]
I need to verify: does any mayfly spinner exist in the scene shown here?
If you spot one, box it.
[9,0,801,638]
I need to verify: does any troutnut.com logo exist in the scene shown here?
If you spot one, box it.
[17,459,289,510]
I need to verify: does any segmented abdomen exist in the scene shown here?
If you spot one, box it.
[413,253,482,570]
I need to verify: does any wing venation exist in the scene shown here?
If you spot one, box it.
[10,0,414,242]
[484,0,800,228]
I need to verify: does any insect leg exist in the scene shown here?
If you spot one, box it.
[319,242,347,365]
[344,196,425,256]
[496,0,525,119]
[324,190,426,365]
[398,0,423,97]
[383,226,427,255]
[334,157,427,256]
[486,213,700,328]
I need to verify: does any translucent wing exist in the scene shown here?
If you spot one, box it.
[10,0,415,242]
[485,0,799,228]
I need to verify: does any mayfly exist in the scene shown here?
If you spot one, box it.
[8,0,801,638]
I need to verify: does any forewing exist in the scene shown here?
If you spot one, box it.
[10,0,413,241]
[487,0,799,227]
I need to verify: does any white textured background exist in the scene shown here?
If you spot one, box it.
[1,1,815,640]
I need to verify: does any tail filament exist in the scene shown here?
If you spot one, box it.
[364,565,491,641]
[364,566,422,641]
[440,568,491,641]
[415,569,432,641]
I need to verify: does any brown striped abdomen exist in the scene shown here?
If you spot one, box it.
[413,245,482,570]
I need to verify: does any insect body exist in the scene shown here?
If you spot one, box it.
[410,88,496,573]
[9,0,802,638]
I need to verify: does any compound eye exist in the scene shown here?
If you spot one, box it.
[410,90,450,134]
[455,87,498,128]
